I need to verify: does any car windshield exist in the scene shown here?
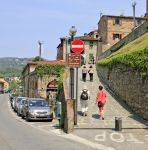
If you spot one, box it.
[29,100,49,107]
[20,99,26,104]
[17,98,23,103]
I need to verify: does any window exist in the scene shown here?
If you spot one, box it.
[89,42,93,49]
[113,34,122,40]
[113,18,121,25]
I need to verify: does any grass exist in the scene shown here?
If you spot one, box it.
[97,32,148,71]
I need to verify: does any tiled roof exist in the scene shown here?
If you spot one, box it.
[102,15,148,20]
[28,60,65,65]
[0,78,7,83]
[22,60,65,73]
[60,36,98,41]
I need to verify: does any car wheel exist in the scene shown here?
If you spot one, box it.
[48,118,53,122]
[26,113,30,122]
[21,113,24,119]
[48,113,53,122]
[17,111,20,116]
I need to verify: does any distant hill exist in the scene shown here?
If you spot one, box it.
[0,57,33,77]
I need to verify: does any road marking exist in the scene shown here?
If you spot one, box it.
[37,124,52,128]
[28,122,34,125]
[144,135,148,140]
[95,131,106,141]
[110,132,125,143]
[126,133,143,144]
[60,133,116,150]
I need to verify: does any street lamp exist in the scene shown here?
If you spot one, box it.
[69,26,77,99]
[132,1,137,29]
[69,26,77,41]
[38,40,43,61]
[69,26,78,125]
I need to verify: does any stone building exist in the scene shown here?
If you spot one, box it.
[0,78,9,92]
[97,15,148,55]
[57,30,99,64]
[22,60,64,100]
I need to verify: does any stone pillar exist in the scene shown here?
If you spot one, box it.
[64,99,74,133]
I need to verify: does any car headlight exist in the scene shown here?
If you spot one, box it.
[29,110,35,115]
[47,110,52,115]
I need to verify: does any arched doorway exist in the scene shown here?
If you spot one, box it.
[46,79,58,107]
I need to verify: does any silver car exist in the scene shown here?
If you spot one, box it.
[17,98,27,116]
[14,97,26,112]
[21,98,53,122]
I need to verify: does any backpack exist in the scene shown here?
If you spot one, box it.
[81,90,88,100]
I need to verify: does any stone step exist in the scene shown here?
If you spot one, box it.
[76,64,148,129]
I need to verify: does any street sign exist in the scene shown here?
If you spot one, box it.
[71,39,84,53]
[68,53,81,68]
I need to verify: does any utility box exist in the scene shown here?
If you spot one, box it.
[56,101,62,119]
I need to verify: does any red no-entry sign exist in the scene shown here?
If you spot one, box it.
[71,39,84,53]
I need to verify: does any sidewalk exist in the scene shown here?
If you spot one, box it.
[76,64,148,129]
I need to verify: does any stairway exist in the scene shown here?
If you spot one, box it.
[76,64,148,129]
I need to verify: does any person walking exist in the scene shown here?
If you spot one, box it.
[82,65,88,82]
[88,65,94,82]
[80,85,90,116]
[96,85,107,120]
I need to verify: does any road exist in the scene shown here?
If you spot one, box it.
[1,93,147,150]
[0,94,99,150]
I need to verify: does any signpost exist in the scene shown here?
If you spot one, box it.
[69,39,84,125]
[71,39,84,53]
[68,53,81,68]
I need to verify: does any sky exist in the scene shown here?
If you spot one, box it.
[0,0,146,60]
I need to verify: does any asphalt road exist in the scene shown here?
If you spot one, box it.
[1,94,147,150]
[0,94,98,150]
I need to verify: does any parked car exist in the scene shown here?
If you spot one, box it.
[0,89,4,94]
[17,98,27,116]
[21,98,53,122]
[14,97,27,112]
[9,93,14,108]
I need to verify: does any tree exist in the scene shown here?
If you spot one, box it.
[32,56,44,62]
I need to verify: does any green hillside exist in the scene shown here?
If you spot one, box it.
[97,32,148,72]
[0,57,32,77]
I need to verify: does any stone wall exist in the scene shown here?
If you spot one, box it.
[97,65,148,120]
[61,70,74,133]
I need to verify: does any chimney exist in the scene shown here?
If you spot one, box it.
[84,33,88,36]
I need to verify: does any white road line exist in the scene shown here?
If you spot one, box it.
[37,124,52,128]
[59,133,116,150]
[132,142,144,144]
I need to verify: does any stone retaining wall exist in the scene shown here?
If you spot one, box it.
[99,21,148,59]
[97,65,148,120]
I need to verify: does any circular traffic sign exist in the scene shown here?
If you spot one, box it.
[71,39,84,53]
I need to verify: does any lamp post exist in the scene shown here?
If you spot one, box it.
[69,26,78,125]
[38,40,43,61]
[69,26,77,99]
[132,1,136,29]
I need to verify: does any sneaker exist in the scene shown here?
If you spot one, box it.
[82,112,85,117]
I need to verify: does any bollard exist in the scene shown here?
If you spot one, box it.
[56,101,62,127]
[115,117,122,131]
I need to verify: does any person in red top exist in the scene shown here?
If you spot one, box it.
[96,85,107,120]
